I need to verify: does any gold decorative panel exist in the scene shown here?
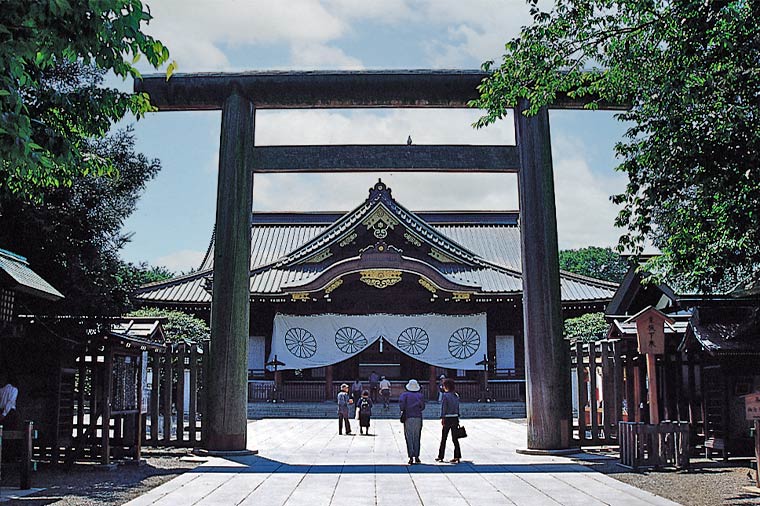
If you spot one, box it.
[452,292,471,301]
[362,206,399,239]
[338,232,358,247]
[404,232,422,247]
[360,269,402,289]
[429,248,457,263]
[418,278,437,294]
[291,292,310,301]
[324,278,343,295]
[302,248,332,264]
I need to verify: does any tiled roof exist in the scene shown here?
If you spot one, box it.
[137,184,617,304]
[0,248,64,300]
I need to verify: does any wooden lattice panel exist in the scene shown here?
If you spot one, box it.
[0,288,15,322]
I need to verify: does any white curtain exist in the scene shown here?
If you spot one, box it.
[268,313,487,370]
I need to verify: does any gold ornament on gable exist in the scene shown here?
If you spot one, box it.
[360,269,402,289]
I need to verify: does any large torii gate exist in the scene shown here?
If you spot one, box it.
[136,70,619,453]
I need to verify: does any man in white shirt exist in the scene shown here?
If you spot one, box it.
[0,373,19,429]
[379,376,392,410]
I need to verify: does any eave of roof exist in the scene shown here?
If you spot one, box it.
[0,248,64,301]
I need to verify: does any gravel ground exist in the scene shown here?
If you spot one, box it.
[0,448,199,506]
[582,455,760,506]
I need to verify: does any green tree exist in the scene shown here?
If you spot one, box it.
[471,0,760,292]
[559,246,628,283]
[0,0,174,198]
[0,125,161,315]
[127,307,209,344]
[564,312,608,342]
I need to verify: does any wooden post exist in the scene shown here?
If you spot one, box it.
[189,345,198,443]
[633,361,642,423]
[162,347,172,444]
[589,343,599,443]
[514,99,571,450]
[647,354,660,424]
[429,366,437,400]
[101,349,113,465]
[20,421,33,489]
[325,366,334,401]
[575,344,587,444]
[150,351,160,444]
[176,344,186,443]
[206,92,255,452]
[76,347,86,444]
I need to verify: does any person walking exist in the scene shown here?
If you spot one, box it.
[435,378,462,463]
[357,390,373,435]
[351,378,363,404]
[379,376,391,410]
[369,370,380,402]
[399,378,425,465]
[337,383,353,435]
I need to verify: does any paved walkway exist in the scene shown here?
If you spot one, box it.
[126,419,679,506]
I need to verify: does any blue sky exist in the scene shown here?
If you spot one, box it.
[119,0,630,272]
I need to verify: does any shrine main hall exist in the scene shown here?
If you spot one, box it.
[136,181,616,401]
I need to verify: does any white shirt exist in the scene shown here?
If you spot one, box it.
[379,379,391,390]
[0,383,18,417]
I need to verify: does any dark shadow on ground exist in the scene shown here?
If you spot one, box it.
[185,455,595,475]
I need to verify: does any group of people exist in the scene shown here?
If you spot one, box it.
[337,376,463,465]
[348,371,392,410]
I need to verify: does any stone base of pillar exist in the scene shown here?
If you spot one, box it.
[194,448,259,457]
[515,447,580,456]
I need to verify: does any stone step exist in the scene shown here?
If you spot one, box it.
[248,401,526,419]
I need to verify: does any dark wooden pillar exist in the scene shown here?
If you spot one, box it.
[429,365,437,400]
[514,100,572,450]
[206,92,255,451]
[325,366,334,401]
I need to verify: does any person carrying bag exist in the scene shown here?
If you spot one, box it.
[435,378,463,464]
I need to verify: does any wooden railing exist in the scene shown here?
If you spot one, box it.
[619,421,690,470]
[248,380,525,402]
[143,342,205,448]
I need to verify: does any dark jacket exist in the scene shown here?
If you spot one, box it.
[440,391,460,418]
[399,391,426,418]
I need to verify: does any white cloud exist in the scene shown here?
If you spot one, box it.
[552,134,627,249]
[154,249,206,273]
[144,0,350,71]
[289,43,363,69]
[417,0,532,67]
[254,108,513,145]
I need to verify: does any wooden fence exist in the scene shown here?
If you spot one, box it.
[572,340,625,446]
[619,421,690,469]
[143,342,205,447]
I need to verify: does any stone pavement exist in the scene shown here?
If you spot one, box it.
[126,419,680,506]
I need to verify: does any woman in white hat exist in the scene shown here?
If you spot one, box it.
[398,378,426,465]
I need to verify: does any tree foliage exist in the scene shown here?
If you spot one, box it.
[127,307,209,344]
[0,125,161,316]
[0,0,174,198]
[559,246,629,283]
[564,312,608,342]
[471,0,760,292]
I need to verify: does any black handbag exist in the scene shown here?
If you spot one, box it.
[400,410,407,423]
[453,424,468,439]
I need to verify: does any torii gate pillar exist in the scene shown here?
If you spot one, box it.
[515,99,574,451]
[206,92,255,452]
